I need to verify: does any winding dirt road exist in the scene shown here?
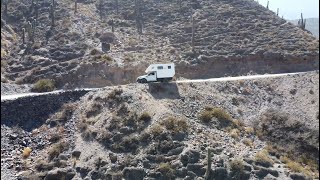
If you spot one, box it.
[1,72,303,101]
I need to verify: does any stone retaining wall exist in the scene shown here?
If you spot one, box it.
[1,90,90,131]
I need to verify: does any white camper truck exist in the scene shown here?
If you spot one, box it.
[137,63,175,83]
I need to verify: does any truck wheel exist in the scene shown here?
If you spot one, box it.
[141,79,147,83]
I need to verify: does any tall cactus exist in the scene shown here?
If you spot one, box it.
[115,0,118,14]
[266,1,269,9]
[298,13,306,30]
[204,149,212,180]
[191,16,195,52]
[135,0,143,34]
[3,0,8,17]
[35,0,39,19]
[74,0,77,14]
[276,8,279,16]
[32,18,37,31]
[26,21,33,42]
[22,28,26,44]
[50,0,55,28]
[111,19,114,32]
[99,0,103,20]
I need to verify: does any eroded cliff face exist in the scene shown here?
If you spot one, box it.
[1,71,319,180]
[1,0,319,89]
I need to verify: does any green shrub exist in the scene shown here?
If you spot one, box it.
[32,79,55,92]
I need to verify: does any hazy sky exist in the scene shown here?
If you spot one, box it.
[258,0,319,20]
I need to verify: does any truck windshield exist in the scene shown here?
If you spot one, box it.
[148,72,155,76]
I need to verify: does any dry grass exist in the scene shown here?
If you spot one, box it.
[244,127,254,135]
[230,129,240,139]
[254,150,274,166]
[199,109,212,123]
[1,60,7,73]
[48,142,69,161]
[161,116,189,134]
[242,138,254,147]
[280,156,316,178]
[149,124,163,137]
[158,163,175,178]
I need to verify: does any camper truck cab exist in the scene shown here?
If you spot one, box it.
[137,63,175,83]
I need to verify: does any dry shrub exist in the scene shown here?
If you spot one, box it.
[242,138,254,147]
[162,116,189,134]
[22,147,32,158]
[230,129,240,139]
[48,142,69,161]
[158,163,175,178]
[35,159,54,171]
[254,150,274,167]
[32,79,55,92]
[229,159,246,179]
[108,88,123,100]
[199,107,233,126]
[199,109,212,123]
[244,127,254,135]
[281,156,315,178]
[139,112,152,122]
[150,124,163,137]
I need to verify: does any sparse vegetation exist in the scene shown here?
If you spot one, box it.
[242,138,254,147]
[32,79,55,92]
[108,88,123,101]
[198,107,233,127]
[229,159,246,179]
[254,150,274,167]
[244,127,254,135]
[139,112,152,122]
[149,124,163,137]
[48,142,69,161]
[22,147,32,158]
[161,116,189,134]
[280,156,316,178]
[158,163,175,178]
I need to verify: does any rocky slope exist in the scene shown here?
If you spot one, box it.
[1,71,318,180]
[1,0,319,90]
[288,18,319,38]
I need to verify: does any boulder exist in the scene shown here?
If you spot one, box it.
[123,167,146,180]
[44,167,76,180]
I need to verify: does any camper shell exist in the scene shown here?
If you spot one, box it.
[137,63,175,83]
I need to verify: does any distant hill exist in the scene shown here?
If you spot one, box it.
[288,18,319,38]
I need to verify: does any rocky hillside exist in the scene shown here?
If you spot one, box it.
[1,0,319,90]
[288,18,319,38]
[1,71,319,180]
